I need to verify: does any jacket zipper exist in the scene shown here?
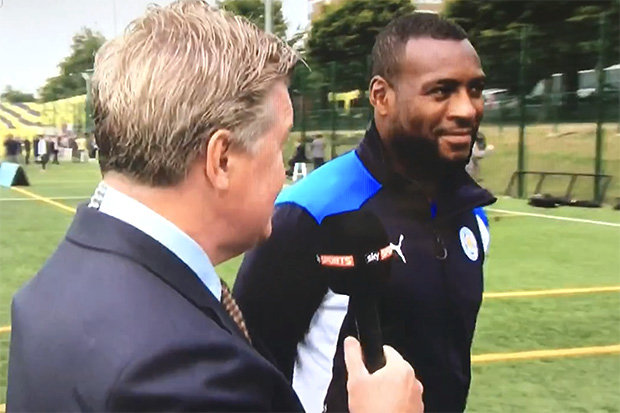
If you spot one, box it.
[433,229,448,260]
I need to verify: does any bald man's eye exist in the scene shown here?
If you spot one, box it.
[470,81,485,97]
[430,86,452,100]
[470,86,483,98]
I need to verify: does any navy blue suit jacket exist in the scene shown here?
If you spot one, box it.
[7,206,303,411]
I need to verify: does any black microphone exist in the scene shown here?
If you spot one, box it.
[316,209,393,373]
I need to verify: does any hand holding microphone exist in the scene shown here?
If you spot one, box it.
[344,336,423,413]
[316,210,423,412]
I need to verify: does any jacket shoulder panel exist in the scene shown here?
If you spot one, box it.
[276,151,381,224]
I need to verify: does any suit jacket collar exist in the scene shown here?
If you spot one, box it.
[65,205,248,343]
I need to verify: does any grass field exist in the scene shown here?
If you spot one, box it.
[0,141,619,410]
[480,123,620,203]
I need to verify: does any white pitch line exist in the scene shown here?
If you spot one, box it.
[0,195,89,202]
[488,208,620,228]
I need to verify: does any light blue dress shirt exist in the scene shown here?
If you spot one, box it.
[97,183,221,301]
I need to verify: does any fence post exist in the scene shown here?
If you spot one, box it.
[366,55,373,124]
[517,25,529,198]
[498,99,503,137]
[299,70,307,142]
[330,61,337,159]
[264,0,272,34]
[594,12,608,202]
[553,89,559,134]
[81,70,93,133]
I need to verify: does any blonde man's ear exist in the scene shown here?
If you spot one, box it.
[205,130,233,191]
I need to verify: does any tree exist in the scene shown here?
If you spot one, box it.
[444,0,620,96]
[218,0,287,39]
[1,86,35,103]
[39,28,105,102]
[305,0,415,91]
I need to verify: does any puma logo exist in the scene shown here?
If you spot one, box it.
[390,234,407,263]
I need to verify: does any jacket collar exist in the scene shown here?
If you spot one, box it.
[355,121,496,221]
[65,205,248,343]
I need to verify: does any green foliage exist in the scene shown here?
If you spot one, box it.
[444,0,620,93]
[0,86,35,103]
[305,0,415,91]
[218,0,287,39]
[307,0,414,64]
[39,28,105,102]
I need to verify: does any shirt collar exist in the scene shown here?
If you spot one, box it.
[94,181,221,301]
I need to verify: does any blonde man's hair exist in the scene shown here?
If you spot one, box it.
[92,0,298,186]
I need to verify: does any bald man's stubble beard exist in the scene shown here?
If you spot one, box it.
[388,133,470,183]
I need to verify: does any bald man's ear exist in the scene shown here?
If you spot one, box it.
[205,129,233,190]
[369,76,394,117]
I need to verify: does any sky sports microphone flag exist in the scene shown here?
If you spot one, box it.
[316,209,393,373]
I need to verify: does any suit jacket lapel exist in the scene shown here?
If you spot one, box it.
[66,206,247,342]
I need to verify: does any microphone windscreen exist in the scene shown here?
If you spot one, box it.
[316,209,392,295]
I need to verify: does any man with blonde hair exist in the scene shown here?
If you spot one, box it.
[6,1,422,411]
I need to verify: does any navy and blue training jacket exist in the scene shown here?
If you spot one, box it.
[234,122,496,413]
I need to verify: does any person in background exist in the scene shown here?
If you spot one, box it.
[6,2,423,411]
[23,138,31,165]
[87,133,99,159]
[287,136,308,177]
[38,136,49,170]
[234,12,495,413]
[3,135,20,163]
[51,136,60,164]
[33,135,40,159]
[76,134,88,162]
[15,137,23,163]
[310,133,325,169]
[465,131,494,182]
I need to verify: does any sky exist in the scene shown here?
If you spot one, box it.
[0,0,309,96]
